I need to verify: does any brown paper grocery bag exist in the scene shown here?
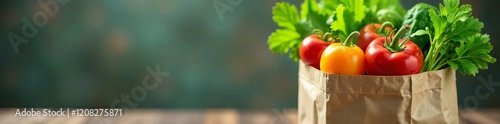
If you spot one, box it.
[298,61,458,124]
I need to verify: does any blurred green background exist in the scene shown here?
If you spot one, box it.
[0,0,499,109]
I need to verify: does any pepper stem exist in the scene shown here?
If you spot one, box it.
[342,31,360,47]
[384,25,409,53]
[377,21,394,35]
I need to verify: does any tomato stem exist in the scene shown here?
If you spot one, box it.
[322,33,332,42]
[342,31,360,47]
[312,29,333,42]
[378,21,394,35]
[313,29,324,38]
[384,25,409,53]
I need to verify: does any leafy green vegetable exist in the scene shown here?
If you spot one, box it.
[268,29,300,54]
[298,0,331,36]
[272,2,300,31]
[376,9,404,28]
[330,0,366,39]
[267,1,330,61]
[319,0,405,40]
[403,3,437,52]
[268,0,406,61]
[320,0,405,17]
[413,0,496,76]
[363,0,406,27]
[268,2,301,61]
[448,34,495,75]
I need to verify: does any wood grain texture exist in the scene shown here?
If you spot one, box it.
[0,108,497,124]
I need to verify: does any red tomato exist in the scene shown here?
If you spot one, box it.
[365,25,423,75]
[300,34,333,70]
[358,22,394,52]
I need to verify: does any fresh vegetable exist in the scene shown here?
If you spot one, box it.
[321,0,406,28]
[376,9,404,28]
[412,0,496,76]
[320,32,365,75]
[268,0,406,62]
[329,2,366,40]
[364,0,406,28]
[402,3,438,52]
[365,25,424,75]
[299,30,334,69]
[324,0,405,44]
[268,0,329,61]
[357,22,394,51]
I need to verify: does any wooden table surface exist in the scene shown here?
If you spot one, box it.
[0,108,498,124]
